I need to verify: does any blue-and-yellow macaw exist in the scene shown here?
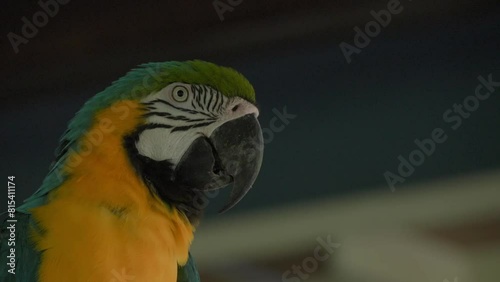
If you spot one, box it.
[1,61,264,282]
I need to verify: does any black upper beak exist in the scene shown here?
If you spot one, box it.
[210,114,264,213]
[174,114,264,213]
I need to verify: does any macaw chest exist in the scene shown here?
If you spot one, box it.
[32,201,193,282]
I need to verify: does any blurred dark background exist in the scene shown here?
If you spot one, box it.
[1,1,499,281]
[1,0,499,213]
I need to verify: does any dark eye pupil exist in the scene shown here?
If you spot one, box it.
[177,90,185,97]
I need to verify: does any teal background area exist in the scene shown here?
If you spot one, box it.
[0,0,499,216]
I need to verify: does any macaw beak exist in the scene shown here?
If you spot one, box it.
[175,114,264,213]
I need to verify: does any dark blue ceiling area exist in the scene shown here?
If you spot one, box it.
[1,0,499,215]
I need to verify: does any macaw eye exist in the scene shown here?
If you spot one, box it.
[172,85,189,102]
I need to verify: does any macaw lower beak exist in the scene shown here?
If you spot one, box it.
[175,114,264,213]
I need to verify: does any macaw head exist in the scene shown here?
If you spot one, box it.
[122,61,264,219]
[22,60,263,222]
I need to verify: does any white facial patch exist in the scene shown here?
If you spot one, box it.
[134,83,258,166]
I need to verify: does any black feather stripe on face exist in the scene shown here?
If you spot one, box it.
[124,129,205,222]
[124,83,232,221]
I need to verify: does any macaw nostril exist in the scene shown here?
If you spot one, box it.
[231,104,240,112]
